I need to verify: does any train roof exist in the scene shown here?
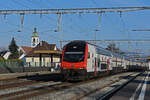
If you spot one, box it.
[96,47,112,56]
[67,40,86,44]
[64,40,146,63]
[67,40,140,59]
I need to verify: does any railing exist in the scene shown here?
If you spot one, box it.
[0,61,24,67]
[0,61,61,73]
[24,62,61,72]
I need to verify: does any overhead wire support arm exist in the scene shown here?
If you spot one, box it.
[62,39,150,43]
[0,7,148,15]
[132,29,150,31]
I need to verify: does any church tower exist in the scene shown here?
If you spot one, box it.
[31,27,39,47]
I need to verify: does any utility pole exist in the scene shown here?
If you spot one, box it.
[128,41,130,56]
[94,30,96,44]
[58,14,62,49]
[118,42,120,54]
[94,29,98,44]
[94,13,101,44]
[19,14,24,32]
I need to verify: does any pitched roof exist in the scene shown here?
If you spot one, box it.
[147,56,150,61]
[35,41,57,50]
[26,41,60,57]
[0,50,8,56]
[21,46,33,54]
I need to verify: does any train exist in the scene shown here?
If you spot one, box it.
[61,40,148,81]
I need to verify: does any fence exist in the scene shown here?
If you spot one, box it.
[24,62,61,71]
[24,62,60,67]
[0,61,24,67]
[0,61,61,74]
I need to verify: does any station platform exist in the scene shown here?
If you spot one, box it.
[0,71,60,80]
[110,71,150,100]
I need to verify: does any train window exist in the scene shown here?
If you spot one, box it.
[88,52,90,58]
[101,64,107,69]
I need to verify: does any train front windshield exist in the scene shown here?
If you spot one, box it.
[63,41,86,63]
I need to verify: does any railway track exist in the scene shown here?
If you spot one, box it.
[0,79,46,90]
[0,72,139,100]
[0,78,21,85]
[0,73,106,100]
[71,72,141,100]
[0,73,64,100]
[70,79,121,100]
[0,82,68,100]
[34,72,140,100]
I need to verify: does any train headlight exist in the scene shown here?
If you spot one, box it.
[79,68,84,69]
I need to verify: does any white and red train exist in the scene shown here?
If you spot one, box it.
[61,40,148,80]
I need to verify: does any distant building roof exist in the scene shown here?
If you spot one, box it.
[0,50,8,56]
[147,56,150,61]
[3,51,11,60]
[21,46,33,54]
[26,41,61,57]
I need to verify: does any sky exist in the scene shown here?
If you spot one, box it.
[0,0,150,55]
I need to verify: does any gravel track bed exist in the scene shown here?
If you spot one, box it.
[29,72,137,100]
[81,73,139,100]
[81,78,128,100]
[0,81,62,100]
[0,79,27,85]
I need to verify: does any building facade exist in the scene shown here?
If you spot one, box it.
[26,41,61,67]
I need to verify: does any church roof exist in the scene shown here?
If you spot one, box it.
[32,27,39,37]
[26,41,61,57]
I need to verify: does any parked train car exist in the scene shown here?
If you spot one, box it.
[61,40,147,81]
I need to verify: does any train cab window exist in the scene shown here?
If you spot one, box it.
[88,52,90,59]
[63,41,86,62]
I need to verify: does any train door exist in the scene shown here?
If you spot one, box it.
[97,54,101,72]
[93,48,97,76]
[94,57,97,76]
[107,57,111,73]
[87,44,94,73]
[109,57,113,71]
[122,57,125,69]
[149,61,150,70]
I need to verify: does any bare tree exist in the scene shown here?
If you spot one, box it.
[106,43,120,53]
